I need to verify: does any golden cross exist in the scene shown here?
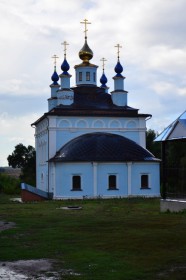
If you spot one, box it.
[80,18,91,38]
[51,54,59,67]
[115,43,122,59]
[61,41,69,57]
[100,57,107,71]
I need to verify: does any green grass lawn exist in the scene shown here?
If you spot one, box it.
[0,194,186,279]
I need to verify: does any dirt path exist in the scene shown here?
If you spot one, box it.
[0,259,58,279]
[0,259,80,279]
[0,221,16,232]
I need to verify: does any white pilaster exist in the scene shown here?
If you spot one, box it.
[139,118,146,148]
[50,162,56,195]
[127,162,132,195]
[93,162,98,196]
[48,117,56,159]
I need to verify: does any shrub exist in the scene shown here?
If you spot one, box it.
[0,173,21,195]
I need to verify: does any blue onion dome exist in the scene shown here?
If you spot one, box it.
[51,67,59,85]
[61,58,70,75]
[100,72,108,88]
[114,60,123,77]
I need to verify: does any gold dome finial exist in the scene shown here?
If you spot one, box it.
[61,41,69,58]
[100,57,107,72]
[80,18,91,39]
[115,43,122,60]
[51,54,59,66]
[51,54,59,70]
[79,19,93,64]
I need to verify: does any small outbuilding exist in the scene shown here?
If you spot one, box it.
[155,110,186,211]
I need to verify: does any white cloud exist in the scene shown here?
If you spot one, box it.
[0,112,38,166]
[0,112,37,139]
[143,46,186,74]
[150,81,186,97]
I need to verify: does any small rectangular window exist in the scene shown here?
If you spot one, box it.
[72,175,81,190]
[141,174,149,189]
[79,72,82,81]
[108,175,117,190]
[93,72,96,82]
[86,72,90,81]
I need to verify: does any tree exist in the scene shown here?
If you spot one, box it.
[146,129,161,158]
[7,144,36,186]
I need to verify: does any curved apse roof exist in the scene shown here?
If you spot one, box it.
[49,132,159,162]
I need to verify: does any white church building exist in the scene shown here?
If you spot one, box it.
[30,20,160,200]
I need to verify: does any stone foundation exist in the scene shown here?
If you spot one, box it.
[160,199,186,212]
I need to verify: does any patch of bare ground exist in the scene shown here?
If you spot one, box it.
[0,221,16,232]
[0,259,80,279]
[157,266,186,279]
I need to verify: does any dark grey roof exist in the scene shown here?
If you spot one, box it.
[49,132,159,162]
[32,85,151,126]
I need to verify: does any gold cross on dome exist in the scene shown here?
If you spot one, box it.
[115,43,122,59]
[80,18,91,38]
[61,41,69,57]
[100,57,107,71]
[51,54,59,67]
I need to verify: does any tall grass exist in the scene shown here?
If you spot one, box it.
[0,173,20,194]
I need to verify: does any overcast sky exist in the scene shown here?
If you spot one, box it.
[0,0,186,166]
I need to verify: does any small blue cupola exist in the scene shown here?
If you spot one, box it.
[51,66,59,85]
[100,72,107,87]
[111,44,128,107]
[100,58,109,93]
[114,60,123,78]
[61,57,70,75]
[74,19,98,86]
[57,41,74,105]
[48,55,60,111]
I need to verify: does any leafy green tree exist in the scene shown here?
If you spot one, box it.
[166,140,186,168]
[146,129,161,158]
[7,144,36,186]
